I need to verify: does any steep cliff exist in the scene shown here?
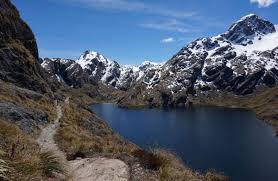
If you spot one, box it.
[0,0,57,93]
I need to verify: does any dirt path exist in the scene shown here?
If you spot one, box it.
[36,100,67,159]
[37,98,130,181]
[36,99,68,179]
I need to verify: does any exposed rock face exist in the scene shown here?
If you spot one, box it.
[42,51,163,91]
[0,0,38,59]
[223,14,276,45]
[0,102,49,134]
[119,14,278,107]
[41,58,93,88]
[117,61,163,91]
[75,51,164,90]
[77,50,121,87]
[0,0,56,93]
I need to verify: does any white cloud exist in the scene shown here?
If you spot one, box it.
[250,0,276,7]
[63,0,196,19]
[141,19,194,33]
[161,37,175,43]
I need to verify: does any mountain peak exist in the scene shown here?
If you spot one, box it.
[238,13,257,22]
[80,50,99,60]
[223,14,276,45]
[77,50,113,69]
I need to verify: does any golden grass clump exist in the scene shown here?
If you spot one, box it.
[39,151,65,177]
[0,120,67,180]
[133,149,228,181]
[0,120,43,179]
[0,150,10,180]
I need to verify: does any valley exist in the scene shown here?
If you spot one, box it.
[0,0,278,180]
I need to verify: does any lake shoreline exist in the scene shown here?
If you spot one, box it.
[92,103,278,181]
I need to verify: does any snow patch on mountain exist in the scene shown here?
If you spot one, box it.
[55,74,64,83]
[77,51,102,69]
[224,14,275,46]
[74,50,165,90]
[139,14,278,97]
[41,14,278,96]
[233,29,278,54]
[116,61,164,90]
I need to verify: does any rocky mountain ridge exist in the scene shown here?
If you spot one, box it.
[41,14,278,104]
[41,51,163,90]
[118,14,278,107]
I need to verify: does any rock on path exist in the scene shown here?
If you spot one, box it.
[69,158,130,181]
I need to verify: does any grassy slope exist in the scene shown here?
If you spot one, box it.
[0,79,229,180]
[54,86,228,181]
[0,120,63,180]
[0,81,64,180]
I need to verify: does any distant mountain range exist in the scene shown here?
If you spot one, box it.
[41,51,163,90]
[41,14,278,107]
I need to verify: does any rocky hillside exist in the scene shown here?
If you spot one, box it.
[41,51,163,90]
[119,14,278,107]
[0,0,57,93]
[0,1,229,180]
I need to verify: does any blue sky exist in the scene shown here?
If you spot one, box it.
[12,0,278,65]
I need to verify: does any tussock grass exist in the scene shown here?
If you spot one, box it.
[133,149,228,181]
[0,120,42,179]
[132,149,165,170]
[0,160,9,180]
[55,102,137,160]
[0,150,9,180]
[39,151,65,177]
[0,120,67,180]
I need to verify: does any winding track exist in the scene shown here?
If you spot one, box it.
[36,98,130,181]
[36,99,67,163]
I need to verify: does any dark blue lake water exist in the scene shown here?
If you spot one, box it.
[91,104,278,181]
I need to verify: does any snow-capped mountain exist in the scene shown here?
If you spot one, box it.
[41,58,93,88]
[119,14,278,107]
[41,51,163,90]
[75,51,164,90]
[76,50,121,87]
[117,61,164,90]
[223,14,276,46]
[42,14,278,107]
